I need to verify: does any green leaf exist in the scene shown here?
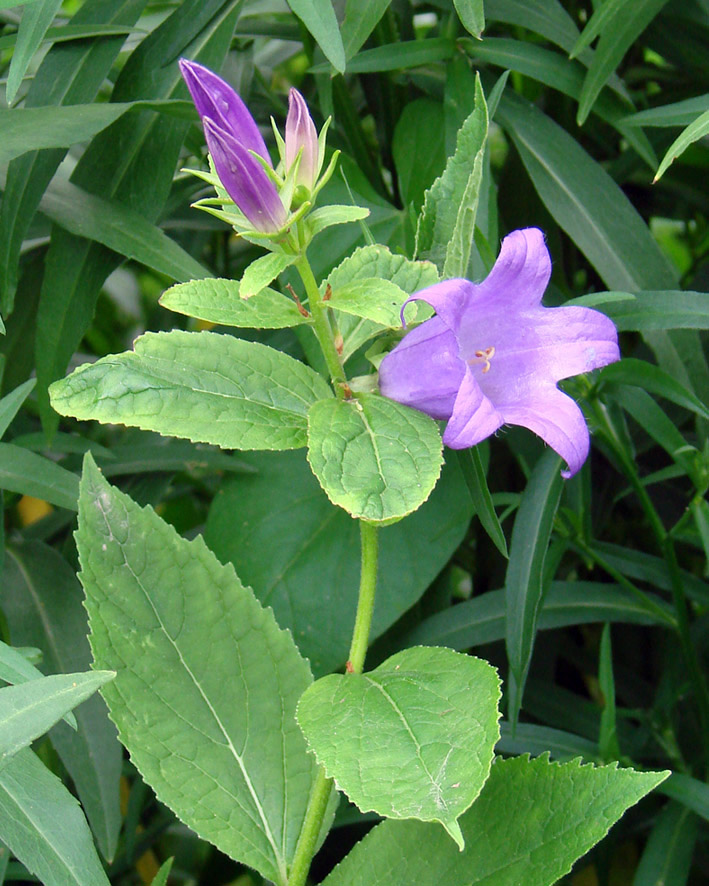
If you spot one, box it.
[0,379,35,440]
[622,94,709,128]
[311,37,455,74]
[0,748,111,886]
[287,0,345,72]
[150,858,174,886]
[341,0,392,58]
[5,0,64,104]
[0,0,149,314]
[660,773,709,823]
[160,278,310,328]
[569,290,709,331]
[306,204,370,237]
[50,330,333,452]
[0,443,79,510]
[392,99,447,212]
[0,22,135,52]
[455,448,508,558]
[0,671,114,764]
[298,647,500,849]
[1,541,123,862]
[634,801,697,885]
[496,91,678,291]
[76,454,328,884]
[0,640,77,731]
[486,0,582,54]
[321,755,669,886]
[574,0,671,125]
[504,451,564,729]
[326,278,419,327]
[0,101,194,166]
[597,625,620,760]
[402,581,674,651]
[306,394,443,523]
[655,108,709,181]
[325,246,439,361]
[240,252,298,298]
[454,0,485,38]
[36,173,211,283]
[598,358,709,421]
[205,450,473,676]
[416,74,488,278]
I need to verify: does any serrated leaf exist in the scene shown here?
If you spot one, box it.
[76,454,333,884]
[240,252,298,298]
[505,451,564,729]
[160,278,310,328]
[0,671,114,765]
[416,74,488,278]
[327,278,423,327]
[287,0,345,72]
[0,748,111,886]
[321,755,669,886]
[0,640,77,730]
[49,330,333,452]
[307,394,442,523]
[297,647,501,848]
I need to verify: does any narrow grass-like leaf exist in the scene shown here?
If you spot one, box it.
[455,448,508,558]
[0,444,79,510]
[496,91,678,291]
[505,451,564,728]
[160,279,310,328]
[311,38,455,74]
[76,454,330,884]
[150,858,174,886]
[306,394,443,523]
[655,109,709,181]
[570,290,709,331]
[416,75,488,277]
[0,23,134,52]
[0,749,111,886]
[497,721,599,760]
[298,647,501,849]
[0,640,77,731]
[575,0,672,125]
[622,94,709,127]
[598,358,709,421]
[0,671,114,764]
[597,625,620,760]
[633,801,697,885]
[0,379,34,440]
[454,0,484,38]
[322,755,668,886]
[287,0,345,72]
[612,387,695,471]
[341,0,392,58]
[660,773,709,824]
[50,330,333,451]
[1,541,123,862]
[5,0,64,104]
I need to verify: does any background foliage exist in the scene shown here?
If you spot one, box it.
[1,0,708,883]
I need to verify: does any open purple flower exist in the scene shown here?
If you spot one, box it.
[179,58,286,233]
[285,88,319,191]
[378,228,620,477]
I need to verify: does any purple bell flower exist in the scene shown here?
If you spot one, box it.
[285,88,319,191]
[179,59,286,233]
[379,228,620,477]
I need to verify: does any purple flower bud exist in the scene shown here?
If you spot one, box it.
[379,228,620,477]
[179,58,270,162]
[285,88,319,191]
[204,119,287,233]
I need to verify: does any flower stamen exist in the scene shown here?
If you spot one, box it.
[470,346,496,373]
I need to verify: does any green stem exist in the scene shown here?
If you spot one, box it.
[294,255,348,398]
[287,768,333,886]
[287,522,380,883]
[348,521,380,675]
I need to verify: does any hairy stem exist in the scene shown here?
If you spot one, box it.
[287,768,333,886]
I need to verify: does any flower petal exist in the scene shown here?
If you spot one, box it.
[378,317,465,420]
[475,227,551,309]
[285,88,319,190]
[179,58,270,162]
[400,278,473,337]
[498,386,590,478]
[442,365,504,449]
[204,120,286,232]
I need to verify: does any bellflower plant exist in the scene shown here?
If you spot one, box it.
[285,88,320,192]
[379,228,620,477]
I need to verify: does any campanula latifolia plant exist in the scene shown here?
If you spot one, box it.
[2,2,707,884]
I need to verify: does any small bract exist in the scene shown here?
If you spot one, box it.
[378,228,620,477]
